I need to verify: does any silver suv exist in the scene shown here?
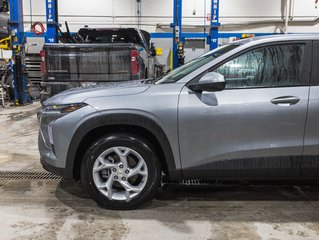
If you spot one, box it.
[38,35,319,209]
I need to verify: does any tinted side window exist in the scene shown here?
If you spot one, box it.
[214,44,305,88]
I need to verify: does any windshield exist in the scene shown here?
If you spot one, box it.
[156,44,240,84]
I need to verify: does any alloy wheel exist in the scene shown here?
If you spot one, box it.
[92,146,148,201]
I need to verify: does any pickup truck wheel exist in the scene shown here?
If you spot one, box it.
[81,133,161,210]
[144,69,148,79]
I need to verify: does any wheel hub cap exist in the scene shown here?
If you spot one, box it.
[92,146,148,201]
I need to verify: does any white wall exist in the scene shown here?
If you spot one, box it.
[219,0,319,33]
[20,0,319,33]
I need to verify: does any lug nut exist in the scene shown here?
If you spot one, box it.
[112,168,117,172]
[125,170,129,174]
[114,176,118,179]
[122,177,126,181]
[119,165,124,169]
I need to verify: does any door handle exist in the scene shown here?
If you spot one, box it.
[271,96,300,106]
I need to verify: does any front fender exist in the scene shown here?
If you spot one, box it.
[66,113,182,180]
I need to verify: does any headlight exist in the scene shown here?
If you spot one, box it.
[39,103,88,148]
[42,103,88,114]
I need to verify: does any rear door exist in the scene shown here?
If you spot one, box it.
[179,41,312,179]
[302,40,319,178]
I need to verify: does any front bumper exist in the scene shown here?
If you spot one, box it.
[38,132,72,178]
[38,104,98,179]
[40,157,70,178]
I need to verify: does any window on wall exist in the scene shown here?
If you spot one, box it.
[214,44,305,89]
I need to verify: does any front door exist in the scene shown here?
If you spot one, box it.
[178,42,312,179]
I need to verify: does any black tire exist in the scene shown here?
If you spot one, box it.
[144,69,148,79]
[4,72,14,101]
[81,133,162,210]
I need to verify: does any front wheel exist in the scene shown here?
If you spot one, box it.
[81,133,161,210]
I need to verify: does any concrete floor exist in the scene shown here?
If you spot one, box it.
[0,102,319,240]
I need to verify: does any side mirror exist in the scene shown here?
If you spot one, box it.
[188,72,226,93]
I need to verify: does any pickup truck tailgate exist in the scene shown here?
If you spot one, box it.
[45,44,133,82]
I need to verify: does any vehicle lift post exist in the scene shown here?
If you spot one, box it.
[171,0,220,69]
[208,0,220,50]
[171,0,184,69]
[45,0,59,43]
[9,0,32,105]
[8,0,58,105]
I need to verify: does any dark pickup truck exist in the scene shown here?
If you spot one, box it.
[40,28,160,101]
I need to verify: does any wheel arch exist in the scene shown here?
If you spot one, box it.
[66,113,181,180]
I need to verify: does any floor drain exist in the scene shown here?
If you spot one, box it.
[0,171,70,181]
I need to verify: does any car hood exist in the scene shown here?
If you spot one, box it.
[44,80,151,105]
